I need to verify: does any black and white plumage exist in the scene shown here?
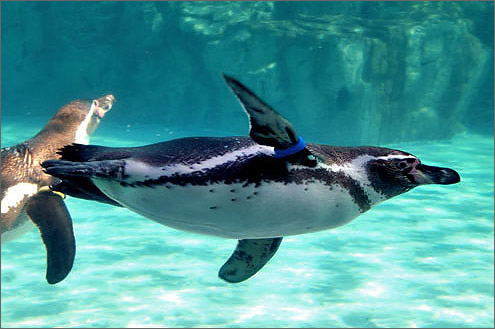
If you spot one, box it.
[42,75,460,283]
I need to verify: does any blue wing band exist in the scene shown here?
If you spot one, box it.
[273,136,306,159]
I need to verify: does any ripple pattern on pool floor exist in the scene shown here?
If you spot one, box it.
[1,131,493,328]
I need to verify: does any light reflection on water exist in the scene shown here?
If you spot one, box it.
[1,125,493,328]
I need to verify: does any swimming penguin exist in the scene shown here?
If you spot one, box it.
[1,94,115,284]
[42,75,460,283]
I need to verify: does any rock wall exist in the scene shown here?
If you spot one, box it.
[2,1,493,145]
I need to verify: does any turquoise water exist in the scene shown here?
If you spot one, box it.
[1,2,494,327]
[1,121,493,328]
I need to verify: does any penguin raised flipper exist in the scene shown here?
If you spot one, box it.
[25,189,75,284]
[222,74,298,149]
[223,74,317,168]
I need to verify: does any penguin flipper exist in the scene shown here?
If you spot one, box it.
[218,237,282,283]
[25,189,75,284]
[223,74,317,167]
[222,74,298,149]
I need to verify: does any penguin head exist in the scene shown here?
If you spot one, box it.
[366,151,460,198]
[48,94,115,144]
[80,94,115,139]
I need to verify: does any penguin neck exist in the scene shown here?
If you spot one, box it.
[27,119,91,160]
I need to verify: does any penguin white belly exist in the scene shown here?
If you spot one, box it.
[93,179,361,239]
[1,182,38,215]
[1,182,39,243]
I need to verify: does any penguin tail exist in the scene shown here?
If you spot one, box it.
[42,160,100,178]
[43,143,129,181]
[56,143,133,162]
[56,143,99,162]
[42,159,126,180]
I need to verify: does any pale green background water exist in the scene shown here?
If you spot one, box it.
[1,122,494,327]
[1,1,494,328]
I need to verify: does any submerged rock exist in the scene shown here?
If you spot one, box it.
[2,1,493,144]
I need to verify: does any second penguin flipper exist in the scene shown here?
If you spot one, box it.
[25,189,75,284]
[219,237,282,283]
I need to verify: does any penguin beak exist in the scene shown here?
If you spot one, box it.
[94,94,116,119]
[411,164,461,185]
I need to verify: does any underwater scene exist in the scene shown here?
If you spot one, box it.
[1,1,493,328]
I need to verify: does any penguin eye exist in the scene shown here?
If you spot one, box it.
[396,161,407,169]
